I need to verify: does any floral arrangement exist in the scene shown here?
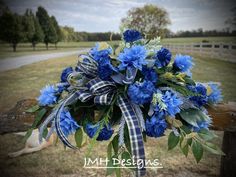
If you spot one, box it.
[26,29,224,177]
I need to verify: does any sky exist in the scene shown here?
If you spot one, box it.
[3,0,236,33]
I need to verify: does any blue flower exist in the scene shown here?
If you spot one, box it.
[61,67,73,83]
[37,85,58,106]
[89,43,112,62]
[128,81,155,105]
[145,114,167,137]
[154,48,172,68]
[60,109,80,137]
[189,83,208,107]
[152,90,183,117]
[207,83,223,104]
[191,119,211,132]
[123,29,142,43]
[98,58,117,80]
[142,66,158,83]
[85,123,113,141]
[173,54,193,72]
[118,45,147,70]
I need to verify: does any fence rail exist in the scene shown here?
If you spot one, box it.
[163,43,236,63]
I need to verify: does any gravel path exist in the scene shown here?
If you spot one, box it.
[0,49,88,72]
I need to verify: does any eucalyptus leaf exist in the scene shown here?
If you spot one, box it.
[181,144,189,157]
[25,105,40,113]
[198,129,217,141]
[112,135,119,155]
[75,128,84,148]
[202,142,225,155]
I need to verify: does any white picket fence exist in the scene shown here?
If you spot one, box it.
[163,43,236,63]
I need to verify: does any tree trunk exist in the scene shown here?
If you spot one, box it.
[32,42,36,51]
[220,126,236,177]
[12,43,17,52]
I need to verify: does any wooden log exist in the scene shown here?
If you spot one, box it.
[220,126,236,177]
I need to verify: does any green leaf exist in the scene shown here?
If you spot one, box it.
[112,135,119,155]
[107,142,113,159]
[179,109,210,127]
[181,144,189,157]
[115,166,121,177]
[25,105,40,113]
[198,129,217,141]
[168,132,180,150]
[42,128,48,139]
[143,132,147,142]
[75,128,84,148]
[192,141,203,163]
[23,128,34,142]
[106,155,117,176]
[124,125,132,154]
[202,142,225,155]
[121,151,134,169]
[31,108,47,128]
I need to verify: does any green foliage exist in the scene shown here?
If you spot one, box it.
[0,10,24,51]
[168,132,179,150]
[51,16,62,45]
[75,128,84,148]
[192,140,203,163]
[25,105,40,113]
[120,4,170,38]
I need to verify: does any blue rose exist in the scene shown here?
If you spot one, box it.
[61,67,73,83]
[60,109,80,137]
[128,80,155,105]
[154,48,172,68]
[123,29,142,43]
[85,123,113,141]
[118,45,147,70]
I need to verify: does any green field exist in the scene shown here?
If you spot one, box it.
[0,37,235,59]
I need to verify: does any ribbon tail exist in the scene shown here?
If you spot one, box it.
[55,92,79,149]
[117,94,146,176]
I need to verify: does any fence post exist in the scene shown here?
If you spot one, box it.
[220,126,236,177]
[199,42,202,57]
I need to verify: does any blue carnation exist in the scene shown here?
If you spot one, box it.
[208,83,223,104]
[128,81,155,105]
[60,109,80,137]
[154,48,172,68]
[173,54,193,72]
[89,43,112,62]
[189,83,208,107]
[98,58,117,80]
[152,90,183,117]
[37,85,58,106]
[191,119,211,132]
[123,29,142,43]
[118,45,147,70]
[85,123,113,141]
[142,66,158,83]
[145,114,167,137]
[61,67,73,83]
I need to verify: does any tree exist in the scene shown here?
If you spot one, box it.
[225,7,236,30]
[50,16,62,48]
[0,11,24,52]
[120,4,171,39]
[36,6,57,50]
[23,9,44,50]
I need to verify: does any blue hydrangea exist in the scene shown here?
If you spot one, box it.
[154,48,172,68]
[60,109,80,137]
[208,83,223,104]
[142,66,158,83]
[85,123,113,141]
[61,67,73,83]
[152,90,183,117]
[37,85,58,106]
[89,43,112,62]
[128,81,155,105]
[189,83,208,107]
[145,114,167,137]
[98,58,117,80]
[191,119,211,132]
[118,45,147,70]
[123,29,142,43]
[173,54,193,72]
